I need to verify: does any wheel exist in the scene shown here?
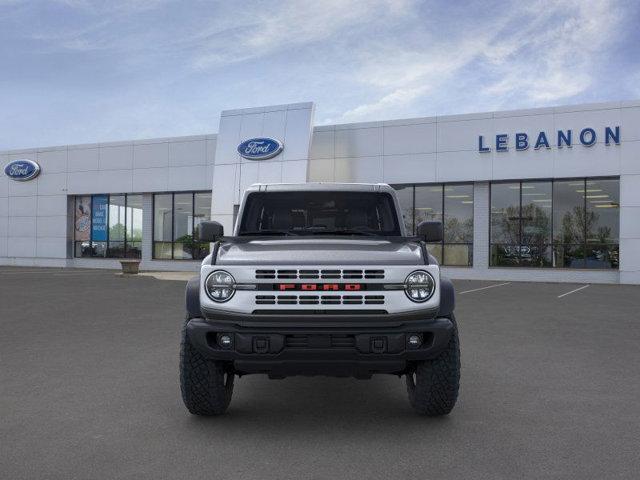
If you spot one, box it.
[406,316,460,415]
[180,318,234,415]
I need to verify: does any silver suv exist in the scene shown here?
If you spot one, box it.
[180,183,460,415]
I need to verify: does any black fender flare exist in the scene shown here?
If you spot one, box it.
[185,276,201,319]
[438,276,455,317]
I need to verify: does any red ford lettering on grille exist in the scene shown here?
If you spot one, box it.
[276,283,362,291]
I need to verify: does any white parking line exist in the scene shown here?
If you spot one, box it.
[458,282,511,295]
[557,284,590,298]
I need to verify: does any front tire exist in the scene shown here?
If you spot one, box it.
[180,319,234,415]
[406,316,460,415]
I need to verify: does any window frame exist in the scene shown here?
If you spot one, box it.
[489,176,620,269]
[151,191,212,260]
[73,193,143,259]
[392,182,474,267]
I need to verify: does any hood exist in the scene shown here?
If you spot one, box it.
[216,238,424,265]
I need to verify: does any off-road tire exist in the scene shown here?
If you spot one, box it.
[406,316,460,415]
[180,319,234,415]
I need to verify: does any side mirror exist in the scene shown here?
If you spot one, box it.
[197,221,224,242]
[416,221,443,243]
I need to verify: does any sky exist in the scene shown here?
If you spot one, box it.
[1,0,639,150]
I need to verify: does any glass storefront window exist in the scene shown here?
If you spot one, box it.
[74,196,92,257]
[553,180,586,268]
[152,191,212,260]
[73,193,143,259]
[193,192,212,260]
[108,195,126,258]
[443,184,474,266]
[393,183,473,266]
[126,195,143,258]
[153,194,172,259]
[585,178,619,269]
[490,182,520,267]
[394,186,414,234]
[520,181,552,267]
[173,193,194,260]
[491,178,619,269]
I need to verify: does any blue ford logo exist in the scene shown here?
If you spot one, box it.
[237,137,283,160]
[4,159,41,181]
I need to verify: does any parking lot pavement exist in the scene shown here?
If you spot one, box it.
[1,267,639,480]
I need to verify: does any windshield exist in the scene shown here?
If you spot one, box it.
[238,191,401,236]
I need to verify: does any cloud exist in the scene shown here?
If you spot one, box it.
[334,0,627,122]
[0,0,635,149]
[481,0,622,104]
[190,0,413,69]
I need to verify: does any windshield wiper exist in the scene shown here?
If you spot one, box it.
[239,230,299,236]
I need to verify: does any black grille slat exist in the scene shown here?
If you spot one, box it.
[277,270,297,279]
[255,269,276,279]
[255,293,385,305]
[320,295,341,305]
[342,269,363,279]
[364,295,384,305]
[364,269,385,279]
[298,270,320,279]
[255,295,276,305]
[277,295,297,305]
[320,269,341,279]
[256,268,385,279]
[342,295,363,305]
[299,295,319,305]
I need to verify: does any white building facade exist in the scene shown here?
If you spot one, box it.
[1,100,639,284]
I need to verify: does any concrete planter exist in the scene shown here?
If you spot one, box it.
[119,259,141,274]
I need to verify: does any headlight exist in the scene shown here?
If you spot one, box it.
[205,270,236,302]
[404,270,435,302]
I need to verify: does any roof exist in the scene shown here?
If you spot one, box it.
[246,182,395,193]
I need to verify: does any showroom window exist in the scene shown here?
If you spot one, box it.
[153,191,212,260]
[74,194,143,258]
[393,184,474,266]
[490,178,619,269]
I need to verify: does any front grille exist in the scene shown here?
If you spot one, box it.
[255,294,385,306]
[285,334,356,348]
[254,269,385,280]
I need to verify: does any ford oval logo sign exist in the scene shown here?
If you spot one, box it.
[237,137,283,160]
[4,159,41,181]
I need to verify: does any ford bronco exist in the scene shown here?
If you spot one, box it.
[180,183,460,415]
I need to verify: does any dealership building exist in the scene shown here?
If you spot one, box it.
[1,100,639,284]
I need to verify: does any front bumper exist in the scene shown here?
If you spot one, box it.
[186,314,454,378]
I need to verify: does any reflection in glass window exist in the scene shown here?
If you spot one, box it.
[394,186,414,234]
[491,178,619,269]
[490,183,520,267]
[393,183,473,266]
[415,185,443,225]
[153,194,172,259]
[553,180,586,268]
[152,192,212,260]
[444,184,474,266]
[73,194,143,259]
[74,196,92,257]
[108,195,126,258]
[193,192,213,260]
[585,178,619,269]
[126,195,143,258]
[520,182,552,267]
[415,185,444,263]
[173,193,194,259]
